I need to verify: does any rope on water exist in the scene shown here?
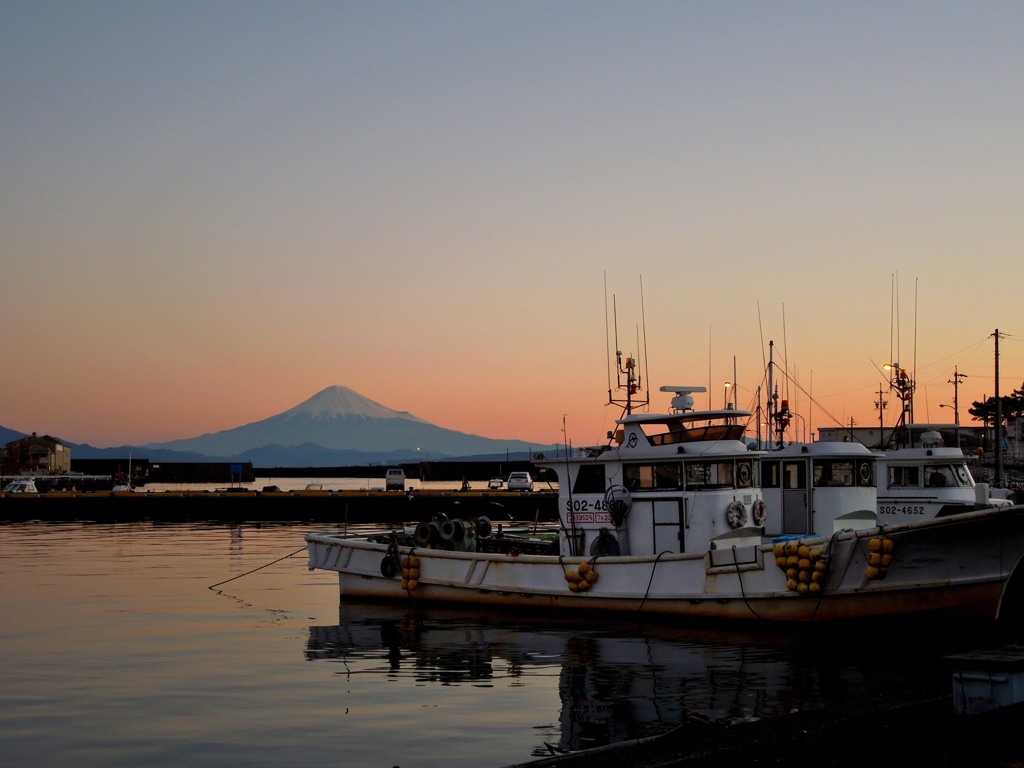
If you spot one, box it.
[208,545,308,590]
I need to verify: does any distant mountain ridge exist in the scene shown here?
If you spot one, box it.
[3,386,557,466]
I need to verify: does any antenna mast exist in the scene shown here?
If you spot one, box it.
[607,290,649,418]
[767,340,791,447]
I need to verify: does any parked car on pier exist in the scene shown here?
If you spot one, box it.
[385,468,406,491]
[506,472,534,492]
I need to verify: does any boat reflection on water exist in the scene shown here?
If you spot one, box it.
[306,603,956,758]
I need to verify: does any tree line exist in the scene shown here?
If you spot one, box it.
[968,382,1024,425]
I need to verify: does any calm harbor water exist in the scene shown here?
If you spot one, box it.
[0,520,1004,767]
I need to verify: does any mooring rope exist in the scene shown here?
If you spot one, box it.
[637,550,669,613]
[732,544,761,620]
[207,545,307,590]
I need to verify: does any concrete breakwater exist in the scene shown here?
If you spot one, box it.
[0,488,559,524]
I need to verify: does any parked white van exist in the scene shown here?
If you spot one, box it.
[385,468,406,491]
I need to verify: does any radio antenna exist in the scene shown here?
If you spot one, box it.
[640,274,650,406]
[604,271,612,402]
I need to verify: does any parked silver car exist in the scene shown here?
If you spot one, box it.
[506,472,534,491]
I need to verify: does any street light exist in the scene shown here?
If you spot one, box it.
[789,411,809,443]
[939,403,961,449]
[723,381,732,409]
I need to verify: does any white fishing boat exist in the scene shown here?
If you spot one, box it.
[307,357,1024,623]
[874,436,1011,524]
[789,346,1010,524]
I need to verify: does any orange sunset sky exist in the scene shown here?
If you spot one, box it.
[2,2,1021,450]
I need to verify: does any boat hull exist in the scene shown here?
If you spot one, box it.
[307,504,1024,623]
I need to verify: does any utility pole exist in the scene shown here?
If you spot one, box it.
[949,366,966,450]
[875,386,887,447]
[995,330,1003,487]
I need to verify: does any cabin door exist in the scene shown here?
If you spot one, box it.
[653,499,684,554]
[781,460,811,534]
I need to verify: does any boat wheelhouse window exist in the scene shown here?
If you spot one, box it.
[654,463,681,489]
[623,464,650,491]
[684,460,735,489]
[572,464,606,494]
[782,461,806,490]
[761,461,781,489]
[888,466,920,488]
[623,463,681,490]
[647,422,747,445]
[926,465,959,488]
[813,460,855,487]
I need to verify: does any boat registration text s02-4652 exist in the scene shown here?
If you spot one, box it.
[879,505,925,516]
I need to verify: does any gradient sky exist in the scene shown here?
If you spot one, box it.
[2,1,1022,449]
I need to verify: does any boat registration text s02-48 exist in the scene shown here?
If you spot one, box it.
[566,498,614,524]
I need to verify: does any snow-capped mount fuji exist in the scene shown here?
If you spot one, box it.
[142,385,548,464]
[282,386,427,422]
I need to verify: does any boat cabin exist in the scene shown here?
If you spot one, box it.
[759,442,877,536]
[545,387,765,560]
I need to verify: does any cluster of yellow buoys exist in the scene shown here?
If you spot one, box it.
[773,540,827,595]
[564,560,599,592]
[401,555,421,591]
[865,536,895,580]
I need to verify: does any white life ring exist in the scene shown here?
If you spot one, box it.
[751,499,766,527]
[726,500,747,528]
